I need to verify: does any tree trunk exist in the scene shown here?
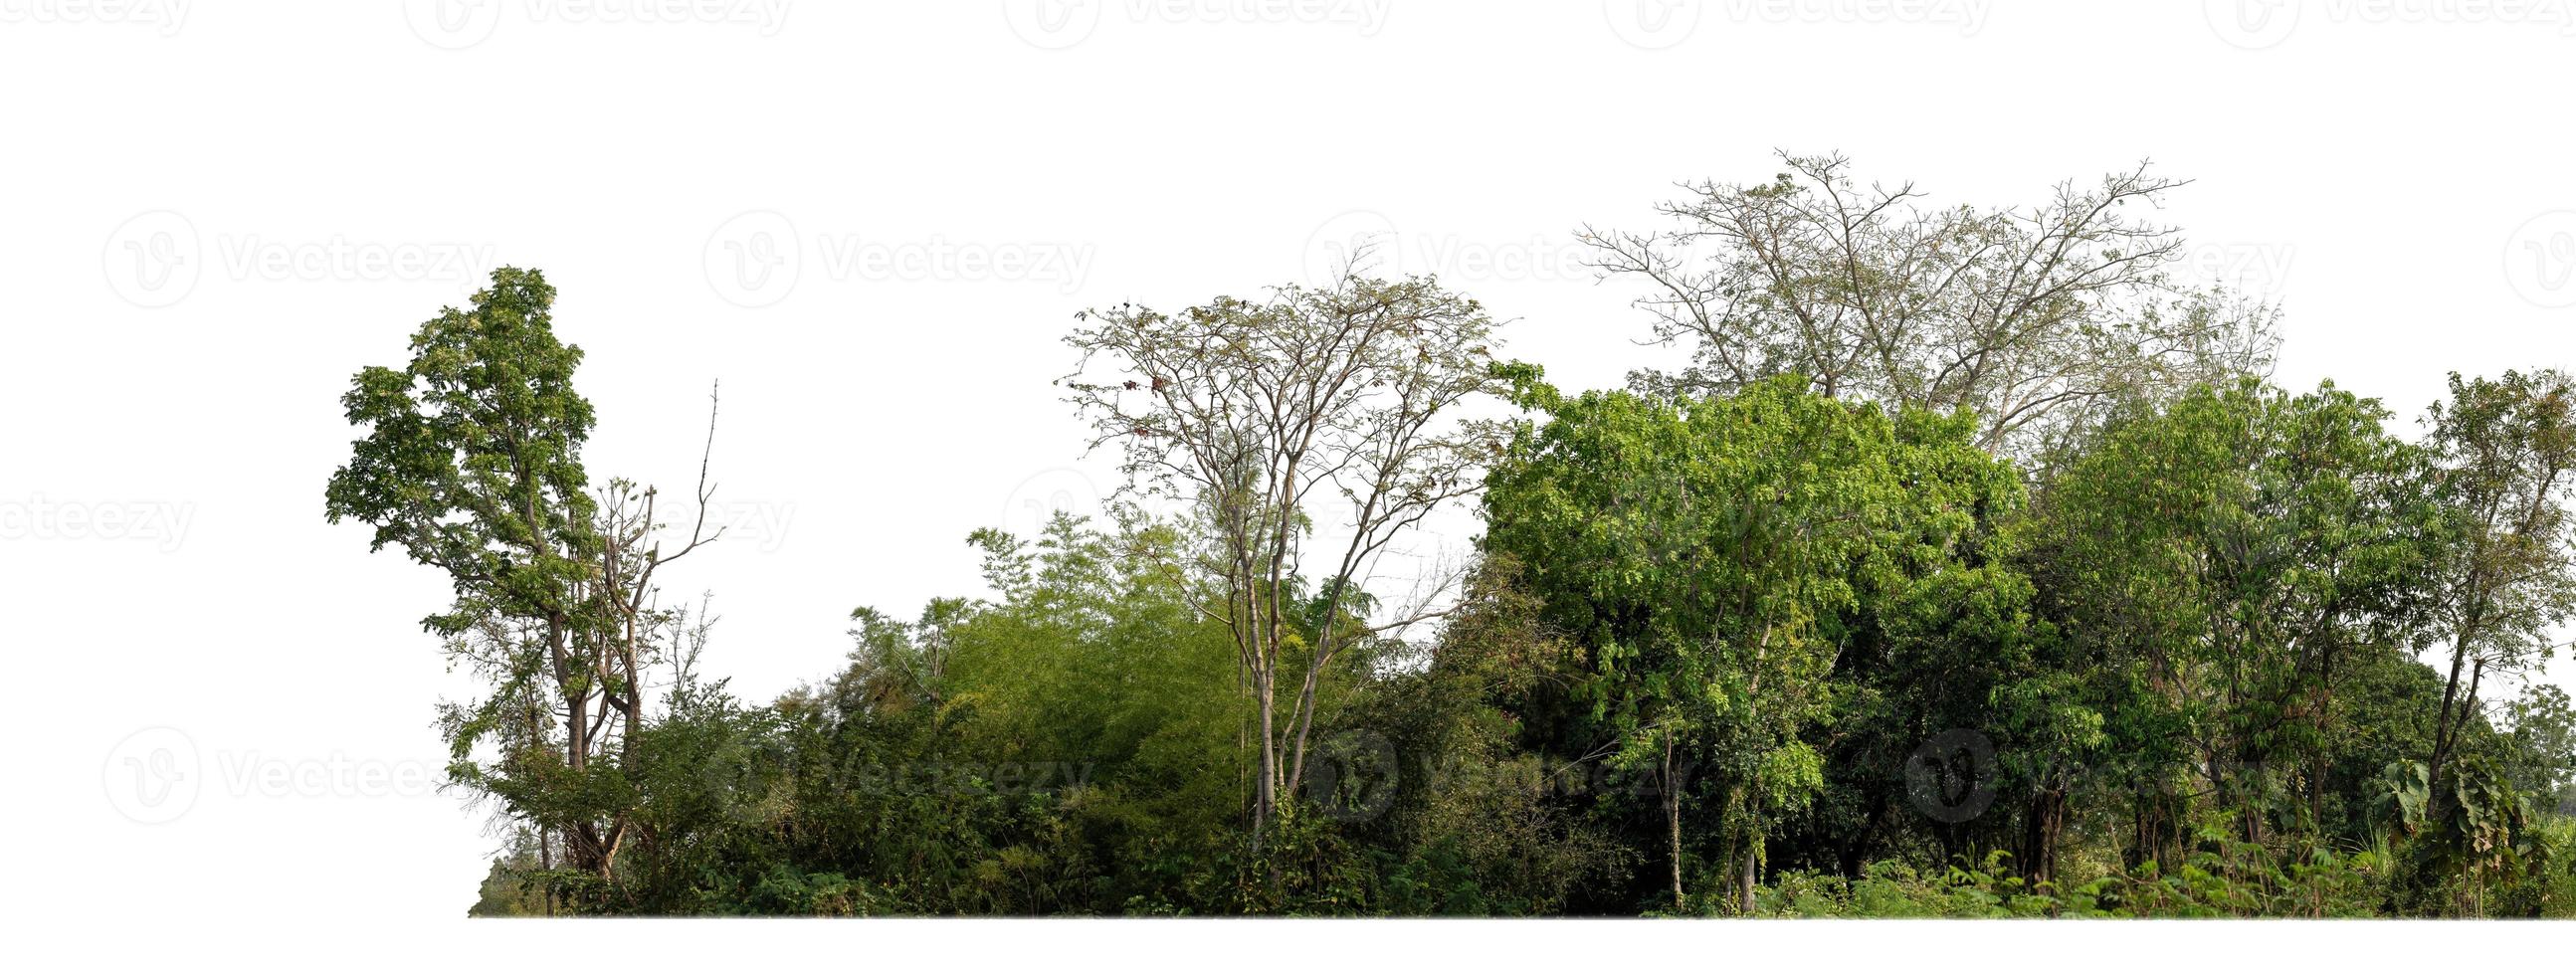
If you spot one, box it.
[2427,631,2472,817]
[1739,837,1757,915]
[538,826,554,917]
[2021,787,2066,888]
[2128,789,2181,873]
[1665,734,1684,911]
[1253,666,1277,850]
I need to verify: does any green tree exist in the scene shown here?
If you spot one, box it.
[2026,379,2431,863]
[1484,372,1989,911]
[2420,370,2576,817]
[326,268,721,885]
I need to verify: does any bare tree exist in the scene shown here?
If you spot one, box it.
[1580,150,2279,459]
[1062,272,1507,844]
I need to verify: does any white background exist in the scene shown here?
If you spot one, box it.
[4,0,2572,963]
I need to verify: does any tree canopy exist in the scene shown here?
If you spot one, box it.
[332,159,2576,918]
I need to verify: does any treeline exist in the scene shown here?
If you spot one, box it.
[328,155,2576,917]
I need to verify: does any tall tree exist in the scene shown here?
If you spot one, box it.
[2421,370,2576,815]
[325,267,721,882]
[1061,272,1507,846]
[1579,151,2279,458]
[1481,373,1999,911]
[2026,379,2429,859]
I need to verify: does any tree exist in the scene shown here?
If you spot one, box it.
[1579,151,2279,458]
[2025,379,2430,860]
[1482,373,1996,911]
[2421,370,2576,818]
[1061,273,1508,848]
[2501,684,2576,818]
[324,267,722,884]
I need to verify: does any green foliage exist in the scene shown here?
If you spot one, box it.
[1756,855,2058,918]
[1483,374,2032,909]
[333,270,2576,919]
[325,266,597,640]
